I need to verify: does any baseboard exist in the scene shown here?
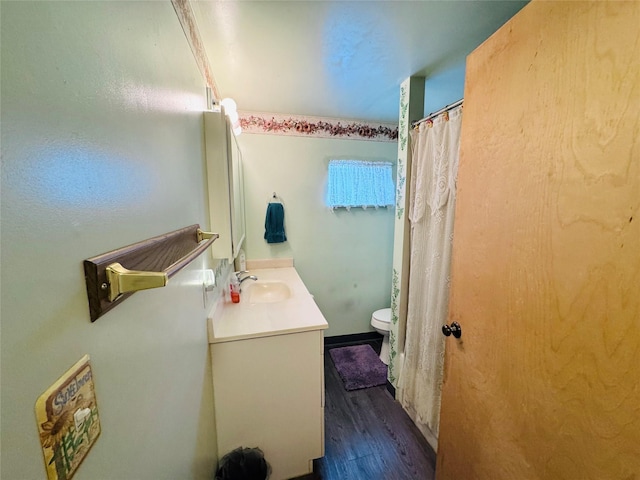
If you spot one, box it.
[324,332,382,346]
[385,381,396,399]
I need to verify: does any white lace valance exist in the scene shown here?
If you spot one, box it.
[326,160,395,210]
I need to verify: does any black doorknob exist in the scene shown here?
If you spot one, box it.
[442,322,462,338]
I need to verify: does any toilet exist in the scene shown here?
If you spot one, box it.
[371,308,391,365]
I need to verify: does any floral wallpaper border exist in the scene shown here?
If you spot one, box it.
[388,76,420,390]
[239,111,398,142]
[388,267,401,385]
[395,84,408,219]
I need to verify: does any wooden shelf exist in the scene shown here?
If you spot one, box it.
[83,224,217,322]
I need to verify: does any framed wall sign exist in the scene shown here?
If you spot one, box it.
[35,355,101,480]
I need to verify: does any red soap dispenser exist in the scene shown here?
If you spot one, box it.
[230,276,240,303]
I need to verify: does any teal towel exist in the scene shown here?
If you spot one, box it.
[264,202,287,243]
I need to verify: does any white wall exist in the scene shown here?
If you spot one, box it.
[238,133,397,337]
[423,59,467,114]
[1,2,218,478]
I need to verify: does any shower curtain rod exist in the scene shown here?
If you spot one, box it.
[412,98,464,128]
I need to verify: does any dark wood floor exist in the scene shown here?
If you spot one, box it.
[294,339,437,480]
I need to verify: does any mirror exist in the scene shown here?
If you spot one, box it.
[203,110,247,262]
[229,131,245,259]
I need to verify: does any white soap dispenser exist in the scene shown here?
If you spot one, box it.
[237,248,247,272]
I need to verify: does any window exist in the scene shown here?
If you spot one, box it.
[326,160,395,210]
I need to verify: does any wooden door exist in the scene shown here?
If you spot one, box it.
[437,1,640,479]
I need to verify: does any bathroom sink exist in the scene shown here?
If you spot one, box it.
[248,281,291,304]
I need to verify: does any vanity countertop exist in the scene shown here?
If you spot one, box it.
[208,267,328,344]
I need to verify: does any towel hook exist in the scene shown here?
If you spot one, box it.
[268,192,283,204]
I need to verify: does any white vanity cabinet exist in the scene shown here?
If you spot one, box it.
[208,266,328,480]
[204,110,246,261]
[210,330,325,480]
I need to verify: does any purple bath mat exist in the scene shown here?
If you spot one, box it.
[329,344,388,391]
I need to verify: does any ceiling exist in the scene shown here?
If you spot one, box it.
[192,1,529,123]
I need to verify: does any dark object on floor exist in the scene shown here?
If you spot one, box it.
[329,344,387,391]
[215,447,271,480]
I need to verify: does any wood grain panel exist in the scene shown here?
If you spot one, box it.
[83,224,216,321]
[437,1,640,479]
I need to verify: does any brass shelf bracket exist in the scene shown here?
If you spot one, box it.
[105,263,169,302]
[197,228,216,242]
[84,225,219,322]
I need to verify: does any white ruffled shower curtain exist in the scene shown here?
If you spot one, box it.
[398,105,462,450]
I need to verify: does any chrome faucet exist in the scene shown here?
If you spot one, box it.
[235,271,258,290]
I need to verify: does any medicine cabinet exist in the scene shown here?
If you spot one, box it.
[204,110,246,261]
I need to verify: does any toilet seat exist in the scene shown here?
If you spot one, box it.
[371,308,392,365]
[371,308,391,331]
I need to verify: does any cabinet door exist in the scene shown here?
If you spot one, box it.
[211,331,324,480]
